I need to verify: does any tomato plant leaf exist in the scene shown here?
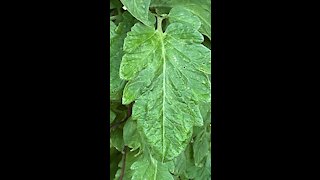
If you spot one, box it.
[114,150,142,180]
[123,117,141,151]
[110,0,211,178]
[168,6,201,30]
[120,0,156,27]
[110,127,124,152]
[120,12,210,161]
[131,154,174,180]
[150,0,211,40]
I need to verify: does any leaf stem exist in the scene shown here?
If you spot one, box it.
[157,16,163,32]
[119,146,128,180]
[110,16,117,21]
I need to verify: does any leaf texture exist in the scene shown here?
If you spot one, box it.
[110,12,136,101]
[151,0,211,39]
[123,117,141,151]
[131,154,174,180]
[120,15,211,161]
[110,21,127,100]
[120,0,156,27]
[114,150,141,180]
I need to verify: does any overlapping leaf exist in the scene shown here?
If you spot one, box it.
[123,117,141,151]
[110,12,136,101]
[130,154,174,180]
[151,0,211,39]
[114,150,141,180]
[110,21,127,101]
[120,0,156,27]
[110,109,116,124]
[120,8,211,162]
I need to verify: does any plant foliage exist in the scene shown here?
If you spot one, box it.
[110,0,211,179]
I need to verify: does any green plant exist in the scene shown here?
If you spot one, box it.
[110,0,211,179]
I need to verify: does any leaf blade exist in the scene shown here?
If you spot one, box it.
[120,20,211,161]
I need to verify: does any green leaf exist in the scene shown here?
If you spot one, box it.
[131,154,174,180]
[168,6,201,30]
[150,0,211,39]
[110,147,123,179]
[123,117,141,151]
[120,0,156,27]
[114,150,142,180]
[193,131,210,167]
[110,101,128,123]
[172,151,187,176]
[110,21,127,101]
[120,17,211,161]
[110,12,137,101]
[110,0,123,9]
[110,109,116,124]
[185,154,211,180]
[110,127,124,152]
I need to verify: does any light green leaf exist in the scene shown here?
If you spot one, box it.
[110,13,136,101]
[120,19,211,161]
[120,0,156,27]
[150,0,211,39]
[131,155,174,180]
[193,131,210,167]
[168,6,201,30]
[110,21,127,101]
[185,154,211,180]
[172,151,187,176]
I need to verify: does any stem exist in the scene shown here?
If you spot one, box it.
[157,16,163,32]
[110,16,117,21]
[119,147,128,180]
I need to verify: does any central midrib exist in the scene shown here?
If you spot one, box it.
[159,31,166,163]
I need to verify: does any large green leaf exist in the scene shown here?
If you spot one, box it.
[119,12,210,161]
[151,0,211,40]
[120,0,156,27]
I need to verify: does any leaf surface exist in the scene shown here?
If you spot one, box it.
[110,21,127,100]
[120,0,156,27]
[110,13,136,100]
[114,150,141,180]
[120,14,211,161]
[151,0,211,39]
[131,154,174,180]
[123,117,141,151]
